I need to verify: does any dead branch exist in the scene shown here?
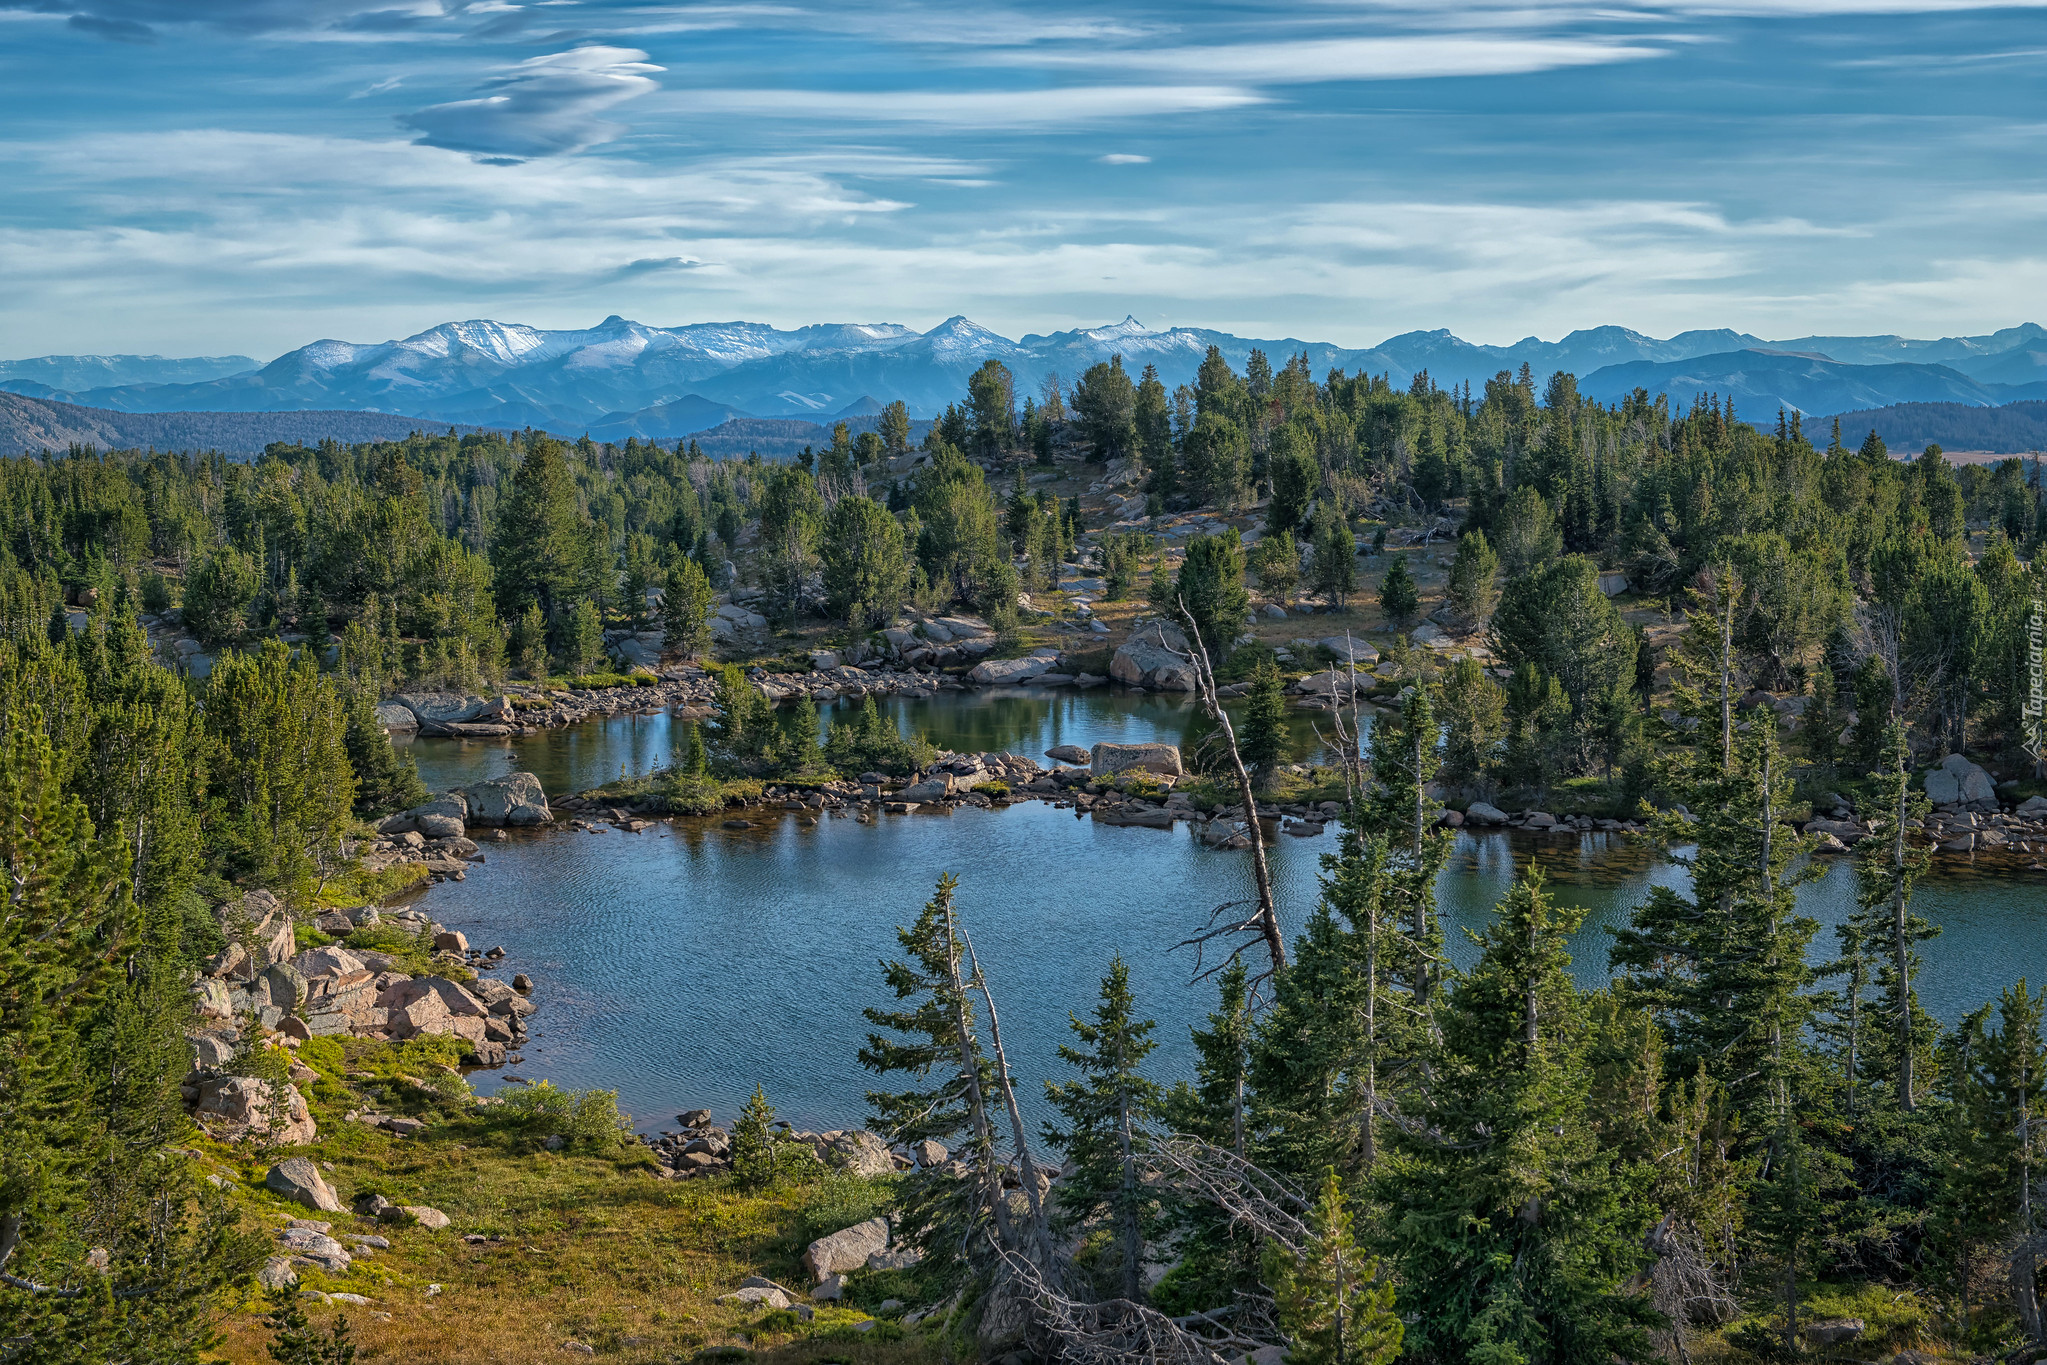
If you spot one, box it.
[1170,602,1286,977]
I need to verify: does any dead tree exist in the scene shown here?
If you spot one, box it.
[1168,603,1287,986]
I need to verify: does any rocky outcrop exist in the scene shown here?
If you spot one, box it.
[196,1074,317,1145]
[821,1130,895,1178]
[1925,753,1998,809]
[1110,619,1197,692]
[460,772,551,826]
[967,651,1060,685]
[393,691,517,737]
[1090,742,1184,779]
[1045,744,1091,765]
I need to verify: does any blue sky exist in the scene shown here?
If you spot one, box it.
[1,0,2042,359]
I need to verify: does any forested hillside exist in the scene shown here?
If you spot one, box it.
[4,345,2047,1362]
[1831,399,2047,455]
[0,389,494,455]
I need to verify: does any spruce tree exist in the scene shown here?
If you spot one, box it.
[1264,1170,1403,1365]
[1240,661,1294,792]
[1445,529,1500,628]
[1851,720,1939,1111]
[1377,555,1418,627]
[662,558,714,659]
[1377,872,1660,1364]
[1042,955,1162,1303]
[1310,514,1357,608]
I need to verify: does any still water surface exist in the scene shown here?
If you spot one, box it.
[398,689,2046,1133]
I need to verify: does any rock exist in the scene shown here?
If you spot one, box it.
[2017,795,2047,818]
[1110,618,1198,692]
[1804,1319,1863,1347]
[460,772,552,827]
[1316,636,1380,665]
[279,1226,352,1273]
[868,1247,924,1271]
[202,941,247,978]
[433,930,469,955]
[911,1138,949,1167]
[968,653,1059,685]
[1522,811,1557,829]
[1090,742,1183,779]
[258,1256,299,1290]
[266,1157,342,1212]
[720,1286,791,1309]
[1045,745,1090,765]
[562,1342,595,1356]
[379,795,468,839]
[191,976,233,1020]
[1803,818,1867,845]
[823,1129,896,1177]
[898,774,955,803]
[186,1029,238,1069]
[292,946,368,979]
[1596,572,1631,597]
[1925,753,1997,808]
[803,1216,891,1280]
[512,973,533,994]
[811,1274,847,1301]
[200,1075,317,1145]
[401,1205,451,1229]
[374,703,418,734]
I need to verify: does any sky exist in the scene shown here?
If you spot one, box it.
[0,0,2043,361]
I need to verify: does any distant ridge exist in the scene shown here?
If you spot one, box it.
[12,316,2046,430]
[1827,400,2047,456]
[0,390,497,457]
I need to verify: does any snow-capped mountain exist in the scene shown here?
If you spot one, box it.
[7,316,2045,437]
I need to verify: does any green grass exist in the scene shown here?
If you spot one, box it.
[201,1038,936,1365]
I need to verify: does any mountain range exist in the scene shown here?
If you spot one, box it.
[0,391,496,457]
[4,316,2046,443]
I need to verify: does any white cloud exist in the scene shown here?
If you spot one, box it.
[1097,153,1151,165]
[657,85,1265,126]
[401,45,662,158]
[1012,33,1671,83]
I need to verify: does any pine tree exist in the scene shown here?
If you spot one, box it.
[1446,529,1500,628]
[1043,955,1162,1303]
[263,1282,357,1365]
[1310,514,1357,608]
[1264,1170,1403,1365]
[1366,686,1451,1018]
[1851,720,1938,1111]
[731,1084,783,1190]
[491,435,603,635]
[1377,555,1419,627]
[340,683,428,818]
[1239,661,1294,792]
[1377,871,1660,1364]
[662,558,713,659]
[675,720,709,777]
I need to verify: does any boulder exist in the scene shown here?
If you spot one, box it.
[720,1286,791,1310]
[1802,818,1867,845]
[460,772,551,827]
[266,1157,342,1213]
[823,1129,896,1177]
[811,1274,847,1301]
[186,1030,237,1069]
[373,703,418,734]
[2019,795,2047,819]
[898,774,955,803]
[278,1226,352,1273]
[258,1256,299,1290]
[1045,745,1091,765]
[967,653,1059,685]
[1925,753,1998,808]
[1316,636,1380,666]
[192,976,233,1020]
[393,692,508,735]
[260,962,310,1012]
[292,946,368,979]
[433,930,469,955]
[1596,572,1631,597]
[401,1205,451,1230]
[1090,742,1184,779]
[868,1247,925,1271]
[200,1075,317,1146]
[1111,619,1199,692]
[379,795,468,839]
[803,1216,891,1280]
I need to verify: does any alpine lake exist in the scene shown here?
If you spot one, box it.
[393,687,2047,1135]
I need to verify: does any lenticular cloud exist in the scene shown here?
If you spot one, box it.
[400,46,663,160]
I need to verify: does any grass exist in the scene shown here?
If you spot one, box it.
[200,1039,938,1365]
[314,860,433,909]
[588,771,767,816]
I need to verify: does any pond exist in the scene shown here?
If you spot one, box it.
[394,689,2047,1134]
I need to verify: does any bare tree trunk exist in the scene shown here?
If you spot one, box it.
[1174,605,1286,975]
[1889,740,1917,1113]
[938,899,1006,1239]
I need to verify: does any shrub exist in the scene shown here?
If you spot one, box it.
[493,1080,631,1150]
[343,921,439,975]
